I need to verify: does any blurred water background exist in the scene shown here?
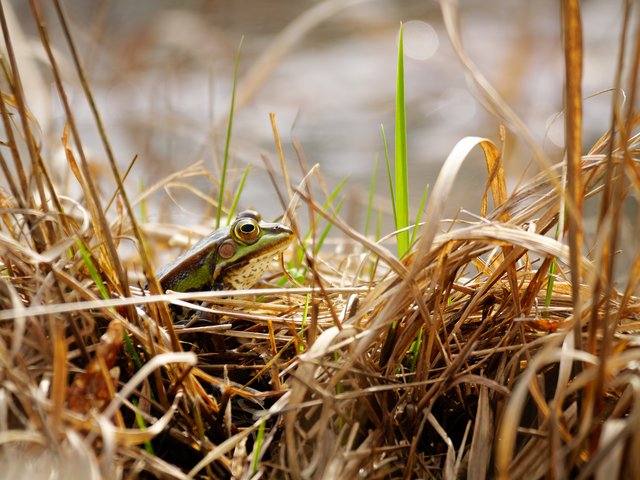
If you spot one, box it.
[8,0,622,233]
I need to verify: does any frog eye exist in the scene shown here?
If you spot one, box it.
[218,239,237,259]
[234,218,261,244]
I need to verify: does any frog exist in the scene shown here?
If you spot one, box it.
[156,210,294,293]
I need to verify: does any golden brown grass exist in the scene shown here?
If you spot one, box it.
[1,1,639,479]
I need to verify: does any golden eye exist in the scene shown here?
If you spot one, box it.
[234,218,260,244]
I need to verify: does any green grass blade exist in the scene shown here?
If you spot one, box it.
[134,405,154,454]
[409,328,423,372]
[544,218,561,317]
[316,197,345,253]
[395,23,409,257]
[138,178,148,223]
[282,177,349,286]
[226,164,250,225]
[216,36,244,228]
[365,157,378,238]
[300,293,311,352]
[296,176,349,264]
[251,416,267,475]
[77,237,145,382]
[295,196,345,267]
[381,124,398,232]
[410,184,429,247]
[544,259,557,318]
[75,237,110,301]
[367,209,383,283]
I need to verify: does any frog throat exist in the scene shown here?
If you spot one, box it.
[215,232,292,289]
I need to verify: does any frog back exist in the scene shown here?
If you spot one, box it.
[156,229,227,292]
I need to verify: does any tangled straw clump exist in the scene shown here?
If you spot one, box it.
[1,1,640,479]
[280,141,640,479]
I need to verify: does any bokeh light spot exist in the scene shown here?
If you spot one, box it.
[402,20,439,61]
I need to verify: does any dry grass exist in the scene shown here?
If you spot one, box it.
[1,1,640,479]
